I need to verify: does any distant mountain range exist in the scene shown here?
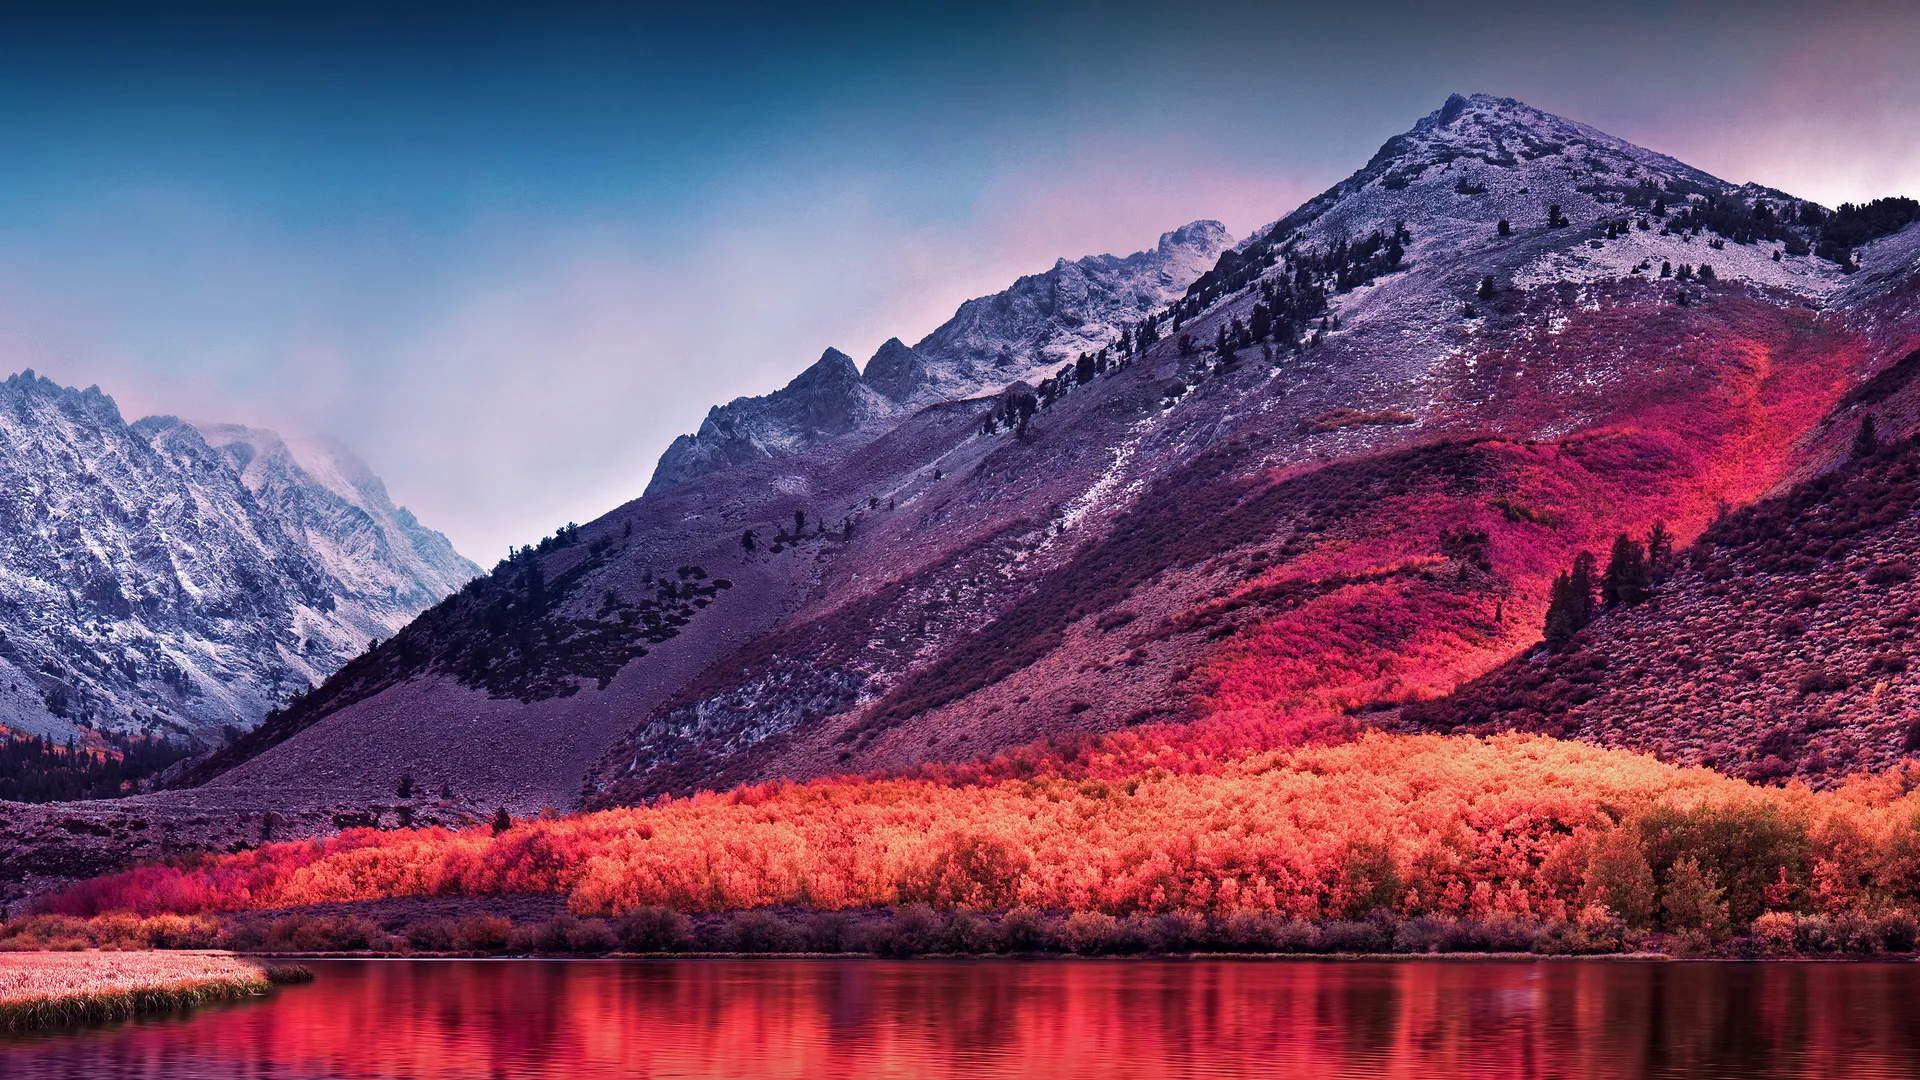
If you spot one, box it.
[0,371,478,743]
[7,94,1920,907]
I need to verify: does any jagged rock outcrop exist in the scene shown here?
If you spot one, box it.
[646,220,1234,493]
[195,424,478,612]
[646,348,896,493]
[860,337,926,404]
[906,219,1234,397]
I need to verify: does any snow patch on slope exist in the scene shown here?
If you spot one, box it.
[1513,229,1846,296]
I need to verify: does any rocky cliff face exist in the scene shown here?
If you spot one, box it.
[0,371,478,744]
[645,221,1234,493]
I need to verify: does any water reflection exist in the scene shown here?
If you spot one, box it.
[5,958,1920,1078]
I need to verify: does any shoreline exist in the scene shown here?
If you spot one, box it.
[244,948,1914,963]
[0,952,310,1032]
[13,903,1913,964]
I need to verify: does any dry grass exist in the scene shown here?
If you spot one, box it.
[0,951,308,1030]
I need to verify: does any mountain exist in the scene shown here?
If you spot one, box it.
[195,424,479,617]
[10,93,1920,908]
[0,371,480,745]
[645,221,1234,493]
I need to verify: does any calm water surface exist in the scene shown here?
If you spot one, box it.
[4,957,1920,1078]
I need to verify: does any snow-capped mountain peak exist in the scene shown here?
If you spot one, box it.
[0,371,478,743]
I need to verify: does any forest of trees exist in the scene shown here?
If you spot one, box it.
[0,732,194,803]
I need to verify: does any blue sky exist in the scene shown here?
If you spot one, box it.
[2,1,1916,560]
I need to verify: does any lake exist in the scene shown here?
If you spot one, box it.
[4,957,1919,1078]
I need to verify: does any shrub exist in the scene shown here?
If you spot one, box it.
[1318,918,1391,953]
[932,911,988,954]
[1749,911,1797,955]
[522,914,617,954]
[405,918,457,952]
[994,906,1055,953]
[1061,911,1123,954]
[1792,914,1839,954]
[1219,911,1288,952]
[801,911,868,954]
[1876,908,1920,952]
[871,904,945,957]
[1476,916,1542,953]
[1532,905,1625,954]
[1391,915,1449,954]
[615,907,694,953]
[221,919,269,953]
[1867,560,1914,586]
[0,915,93,952]
[144,914,220,950]
[715,910,797,954]
[1148,911,1207,952]
[1797,666,1848,694]
[263,914,380,952]
[455,915,513,953]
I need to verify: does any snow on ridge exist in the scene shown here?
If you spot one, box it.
[194,422,481,602]
[648,221,1234,494]
[0,370,477,743]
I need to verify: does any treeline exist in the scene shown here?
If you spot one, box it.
[0,732,193,803]
[1540,416,1903,647]
[1176,224,1408,324]
[968,218,1417,442]
[44,731,1920,959]
[12,903,1918,959]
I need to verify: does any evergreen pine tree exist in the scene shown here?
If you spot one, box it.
[1645,521,1674,582]
[1570,551,1596,622]
[1602,534,1651,607]
[1544,571,1582,647]
[1854,413,1880,459]
[1543,550,1601,649]
[1478,275,1495,301]
[492,807,513,835]
[1497,218,1511,237]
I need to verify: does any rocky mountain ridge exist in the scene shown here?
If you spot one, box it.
[0,371,479,745]
[645,220,1233,493]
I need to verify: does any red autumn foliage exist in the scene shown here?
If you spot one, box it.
[40,733,1920,937]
